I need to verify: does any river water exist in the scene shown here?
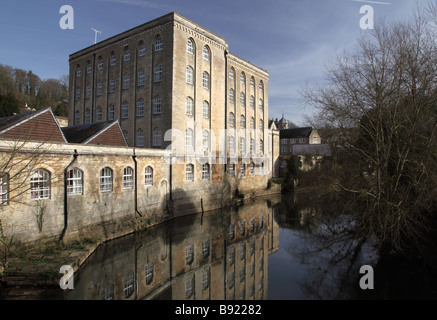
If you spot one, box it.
[62,192,380,300]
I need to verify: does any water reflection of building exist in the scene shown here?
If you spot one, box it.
[67,197,280,300]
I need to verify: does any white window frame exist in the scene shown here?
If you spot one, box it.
[202,71,210,89]
[145,166,153,186]
[123,167,133,189]
[187,39,194,54]
[100,167,113,192]
[203,46,210,60]
[137,69,145,86]
[124,48,130,62]
[186,164,194,182]
[122,102,129,119]
[1,173,9,205]
[186,128,194,148]
[202,101,209,119]
[137,99,144,117]
[153,96,162,114]
[186,97,194,115]
[202,164,210,181]
[138,43,146,57]
[108,105,115,121]
[123,73,130,90]
[154,64,162,82]
[67,168,83,195]
[30,169,50,200]
[155,37,163,51]
[186,66,194,84]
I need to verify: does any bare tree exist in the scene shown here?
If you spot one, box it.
[301,5,437,258]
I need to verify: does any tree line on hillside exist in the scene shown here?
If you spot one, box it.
[301,2,437,273]
[0,64,68,118]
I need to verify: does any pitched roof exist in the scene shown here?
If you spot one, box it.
[0,107,67,143]
[61,121,127,146]
[280,127,314,139]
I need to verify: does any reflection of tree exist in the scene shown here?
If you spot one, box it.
[287,211,378,300]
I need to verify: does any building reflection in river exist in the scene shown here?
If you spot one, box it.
[67,196,280,300]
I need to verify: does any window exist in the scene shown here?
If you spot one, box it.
[123,167,133,189]
[240,115,246,129]
[259,216,264,228]
[122,102,129,119]
[202,101,209,119]
[101,284,114,300]
[75,111,80,125]
[30,169,50,200]
[186,66,194,84]
[75,88,80,101]
[202,239,210,258]
[67,168,83,195]
[229,224,235,240]
[87,62,92,74]
[229,88,235,104]
[98,58,103,70]
[250,95,255,110]
[186,97,194,115]
[154,64,162,82]
[202,164,210,180]
[240,72,246,85]
[240,242,246,260]
[240,220,246,236]
[290,139,296,144]
[85,109,91,123]
[137,99,144,117]
[124,47,130,62]
[100,167,113,192]
[186,164,194,182]
[250,117,255,130]
[97,81,102,96]
[153,128,161,147]
[229,112,235,128]
[202,270,209,290]
[108,105,115,121]
[187,39,194,54]
[136,129,144,147]
[241,163,246,177]
[229,163,235,178]
[203,46,210,60]
[145,263,154,285]
[229,136,235,154]
[153,96,162,114]
[259,99,264,112]
[110,53,116,66]
[299,138,305,144]
[259,81,264,92]
[138,42,146,56]
[240,137,246,154]
[202,130,209,149]
[138,69,145,86]
[76,66,81,78]
[86,85,91,99]
[259,139,264,154]
[123,73,130,90]
[229,68,234,80]
[185,277,193,299]
[281,139,287,144]
[123,130,128,144]
[240,92,245,106]
[250,138,255,155]
[228,247,235,266]
[202,71,210,89]
[250,162,255,175]
[109,78,116,93]
[186,245,194,264]
[155,37,163,51]
[250,77,255,88]
[123,273,134,298]
[0,173,9,205]
[259,119,263,130]
[145,166,153,186]
[186,128,194,148]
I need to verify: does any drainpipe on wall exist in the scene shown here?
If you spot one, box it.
[132,149,142,217]
[60,149,78,242]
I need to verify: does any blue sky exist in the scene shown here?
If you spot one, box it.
[0,0,420,125]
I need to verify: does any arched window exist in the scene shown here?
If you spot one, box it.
[108,104,115,121]
[229,112,235,128]
[145,166,153,186]
[259,139,264,154]
[203,46,210,60]
[136,129,144,147]
[186,164,194,182]
[86,61,92,74]
[229,136,235,154]
[186,66,194,84]
[122,102,129,119]
[154,64,162,82]
[250,138,255,155]
[137,69,145,86]
[137,99,144,117]
[250,95,255,110]
[123,167,133,189]
[97,80,103,96]
[123,73,130,90]
[85,109,91,123]
[259,119,264,130]
[240,92,246,106]
[229,88,235,104]
[202,71,210,89]
[240,115,246,129]
[124,47,130,62]
[250,162,255,175]
[138,42,146,57]
[229,68,235,80]
[67,168,83,195]
[202,101,209,119]
[110,52,117,66]
[155,37,163,51]
[187,39,194,54]
[259,99,264,112]
[186,128,194,147]
[240,137,246,154]
[250,77,255,88]
[250,117,255,130]
[153,128,161,147]
[240,72,246,85]
[259,80,264,92]
[30,169,50,200]
[96,107,102,122]
[98,57,104,70]
[202,163,210,180]
[186,97,194,115]
[202,130,209,149]
[153,96,162,114]
[100,167,113,192]
[76,65,81,78]
[145,263,154,285]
